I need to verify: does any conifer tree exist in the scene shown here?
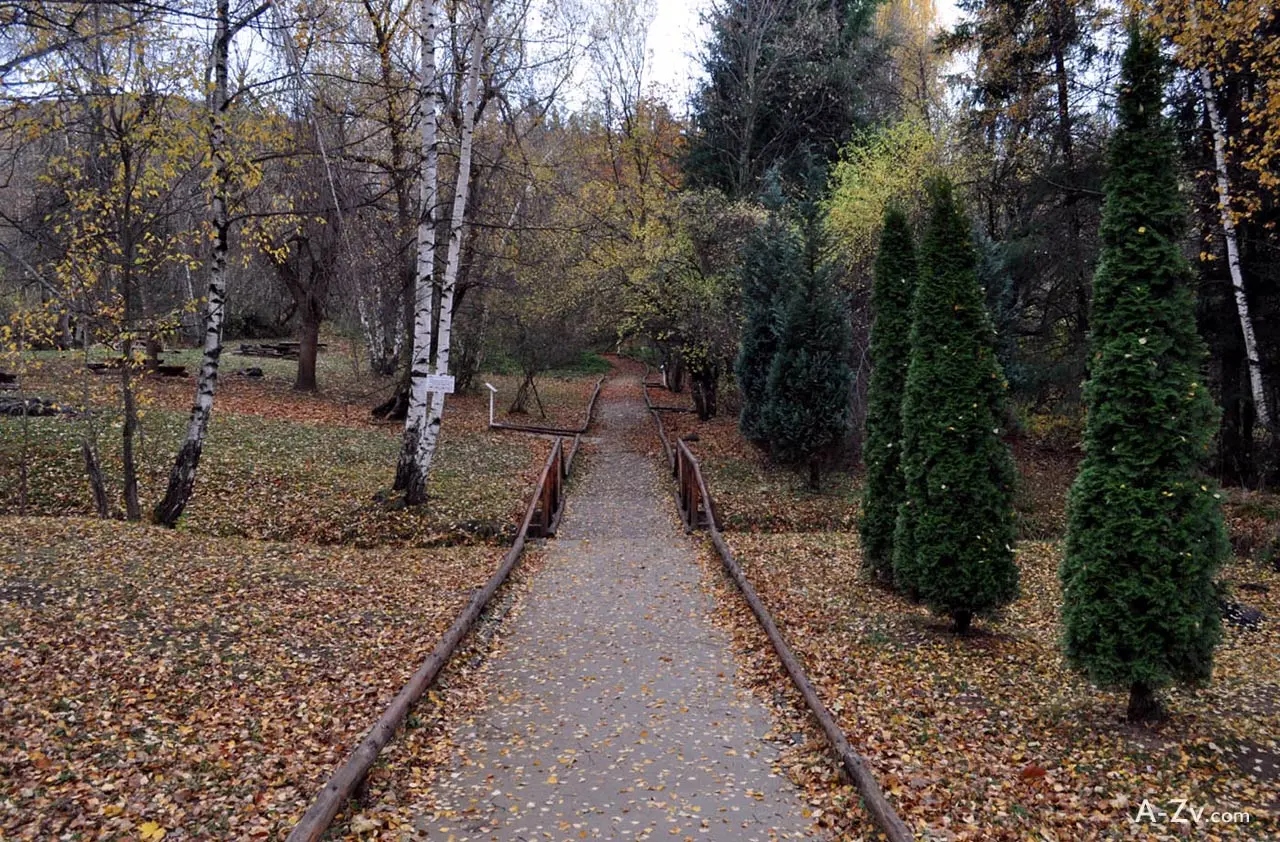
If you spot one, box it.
[860,205,918,584]
[894,179,1018,631]
[761,210,854,490]
[1061,26,1227,723]
[736,177,801,446]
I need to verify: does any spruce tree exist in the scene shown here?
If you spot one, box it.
[860,205,918,584]
[894,179,1018,631]
[1061,26,1226,723]
[736,178,802,446]
[761,212,854,490]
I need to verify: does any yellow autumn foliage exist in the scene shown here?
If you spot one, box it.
[824,119,955,271]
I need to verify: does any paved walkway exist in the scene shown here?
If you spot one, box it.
[415,375,817,841]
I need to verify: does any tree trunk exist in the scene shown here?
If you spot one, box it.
[406,0,487,505]
[119,173,141,522]
[82,440,110,518]
[1127,682,1163,723]
[295,311,320,391]
[155,0,232,527]
[510,371,535,414]
[57,311,73,350]
[120,359,141,520]
[396,0,441,500]
[1049,0,1089,363]
[15,335,29,514]
[691,366,717,421]
[667,352,685,393]
[1217,334,1256,486]
[808,456,821,492]
[1201,66,1273,436]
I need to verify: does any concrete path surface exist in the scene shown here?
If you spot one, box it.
[414,374,818,841]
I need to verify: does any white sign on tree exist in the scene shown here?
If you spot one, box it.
[424,374,455,394]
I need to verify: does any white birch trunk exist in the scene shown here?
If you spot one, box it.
[356,283,378,366]
[155,0,232,526]
[397,0,441,501]
[1201,66,1273,434]
[358,280,404,374]
[412,0,488,489]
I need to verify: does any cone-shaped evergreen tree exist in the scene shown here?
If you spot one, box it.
[737,175,802,445]
[893,179,1018,631]
[860,205,919,584]
[761,211,854,490]
[1061,26,1226,723]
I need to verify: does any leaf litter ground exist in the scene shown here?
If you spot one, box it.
[0,351,601,839]
[646,383,1280,840]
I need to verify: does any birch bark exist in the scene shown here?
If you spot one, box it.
[154,0,233,526]
[397,0,441,500]
[1200,66,1273,434]
[409,0,488,500]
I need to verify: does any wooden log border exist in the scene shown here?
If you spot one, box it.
[286,436,575,842]
[489,374,605,436]
[645,406,915,842]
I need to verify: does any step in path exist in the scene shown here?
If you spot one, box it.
[414,375,819,841]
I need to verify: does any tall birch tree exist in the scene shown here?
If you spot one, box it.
[155,0,270,526]
[401,0,487,505]
[1142,0,1280,447]
[396,0,442,503]
[1199,66,1272,435]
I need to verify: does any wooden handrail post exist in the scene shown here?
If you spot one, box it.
[552,441,562,515]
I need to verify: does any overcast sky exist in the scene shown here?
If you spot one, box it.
[643,0,961,110]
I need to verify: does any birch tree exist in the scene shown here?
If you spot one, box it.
[395,0,441,502]
[399,0,488,505]
[1200,65,1272,435]
[155,0,270,526]
[1142,0,1280,443]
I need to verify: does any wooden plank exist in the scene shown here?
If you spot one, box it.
[491,421,582,437]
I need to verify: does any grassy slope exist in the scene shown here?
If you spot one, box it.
[0,519,512,840]
[1,351,588,546]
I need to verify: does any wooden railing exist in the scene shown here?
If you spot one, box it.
[642,375,676,473]
[286,436,573,842]
[647,400,913,842]
[675,439,720,531]
[529,436,572,538]
[490,374,605,436]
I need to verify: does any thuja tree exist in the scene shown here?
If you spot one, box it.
[894,178,1018,631]
[859,205,918,584]
[1061,26,1227,724]
[736,177,801,446]
[761,207,854,490]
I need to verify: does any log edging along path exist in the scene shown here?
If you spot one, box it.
[642,381,916,842]
[286,432,582,842]
[488,373,605,436]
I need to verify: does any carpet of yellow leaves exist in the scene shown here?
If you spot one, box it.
[0,517,506,839]
[0,352,601,839]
